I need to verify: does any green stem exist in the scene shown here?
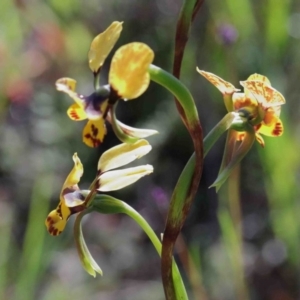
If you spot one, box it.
[92,195,188,300]
[204,112,236,157]
[94,72,101,91]
[149,64,203,300]
[149,64,199,126]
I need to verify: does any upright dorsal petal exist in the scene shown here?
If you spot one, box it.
[88,21,123,73]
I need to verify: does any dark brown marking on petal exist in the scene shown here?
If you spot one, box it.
[70,110,80,120]
[84,124,101,147]
[91,124,98,137]
[57,204,62,217]
[273,122,283,136]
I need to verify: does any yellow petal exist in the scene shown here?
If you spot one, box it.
[83,118,107,147]
[98,139,152,172]
[56,78,85,108]
[88,21,123,73]
[109,42,154,100]
[67,103,87,121]
[98,165,153,191]
[45,203,71,236]
[196,68,239,94]
[62,153,84,191]
[256,115,284,137]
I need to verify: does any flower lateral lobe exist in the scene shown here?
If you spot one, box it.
[109,43,154,100]
[88,21,123,74]
[67,103,87,121]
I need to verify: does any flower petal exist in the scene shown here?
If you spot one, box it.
[246,73,271,85]
[240,79,285,108]
[98,165,153,191]
[56,78,85,108]
[64,190,85,207]
[212,130,255,191]
[67,103,87,121]
[106,112,158,138]
[109,42,154,100]
[83,118,107,147]
[232,92,257,110]
[74,212,103,277]
[256,115,284,137]
[98,139,152,172]
[88,21,123,73]
[62,153,84,191]
[197,68,239,94]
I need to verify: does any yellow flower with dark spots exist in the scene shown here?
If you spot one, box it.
[45,140,153,235]
[56,21,155,147]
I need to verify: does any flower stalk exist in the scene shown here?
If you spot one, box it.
[92,195,188,300]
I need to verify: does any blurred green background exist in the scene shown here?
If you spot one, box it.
[1,0,300,299]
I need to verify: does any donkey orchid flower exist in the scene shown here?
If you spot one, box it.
[197,69,285,147]
[197,68,285,190]
[56,21,156,147]
[45,139,153,235]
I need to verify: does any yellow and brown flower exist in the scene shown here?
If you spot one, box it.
[197,69,285,147]
[45,139,153,235]
[56,22,155,147]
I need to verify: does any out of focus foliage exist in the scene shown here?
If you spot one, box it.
[0,0,300,299]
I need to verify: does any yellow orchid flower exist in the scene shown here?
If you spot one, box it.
[197,68,285,147]
[45,140,153,236]
[56,21,155,147]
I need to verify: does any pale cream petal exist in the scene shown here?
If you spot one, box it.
[98,139,152,172]
[106,112,158,138]
[98,165,153,191]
